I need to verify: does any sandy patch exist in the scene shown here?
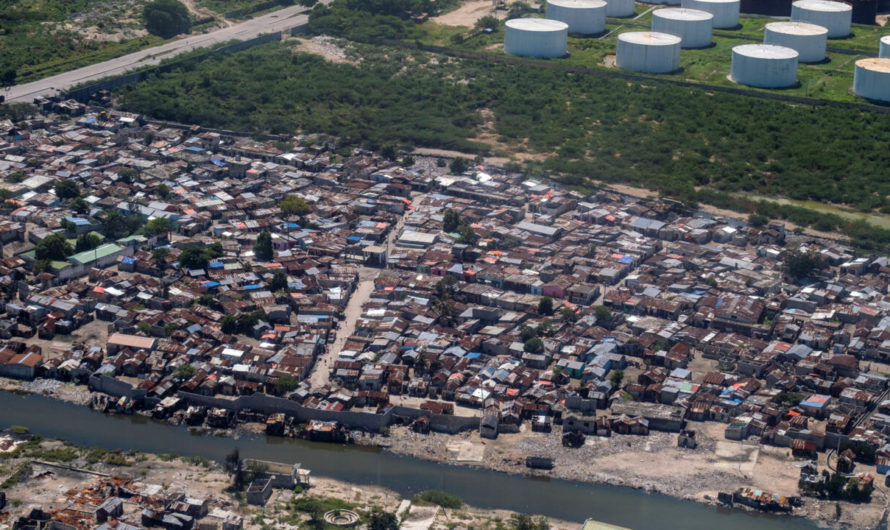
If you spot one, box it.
[432,0,511,27]
[290,36,357,65]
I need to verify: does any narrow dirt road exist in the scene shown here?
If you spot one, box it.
[308,277,376,388]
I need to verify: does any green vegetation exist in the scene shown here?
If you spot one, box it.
[443,209,460,233]
[807,470,874,502]
[253,230,274,261]
[1,462,31,488]
[0,1,165,84]
[54,180,80,200]
[509,513,551,530]
[179,242,223,269]
[783,251,828,282]
[144,0,191,38]
[772,391,804,408]
[74,233,103,253]
[537,296,554,316]
[176,363,196,379]
[182,455,212,467]
[35,233,73,261]
[411,490,463,509]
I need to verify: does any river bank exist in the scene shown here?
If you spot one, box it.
[0,430,582,530]
[0,381,872,528]
[0,388,826,529]
[374,424,886,529]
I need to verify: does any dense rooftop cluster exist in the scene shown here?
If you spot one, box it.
[2,102,890,485]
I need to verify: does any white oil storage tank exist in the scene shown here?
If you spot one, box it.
[605,0,636,17]
[731,44,799,87]
[853,58,890,102]
[764,22,828,63]
[651,8,714,48]
[546,0,607,34]
[504,18,569,58]
[791,0,851,38]
[616,31,682,73]
[880,35,890,58]
[680,0,739,29]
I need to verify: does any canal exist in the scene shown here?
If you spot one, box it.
[0,391,817,529]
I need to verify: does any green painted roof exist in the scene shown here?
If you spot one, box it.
[69,243,124,265]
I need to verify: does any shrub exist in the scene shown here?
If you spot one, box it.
[411,490,462,509]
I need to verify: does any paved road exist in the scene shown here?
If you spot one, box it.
[4,4,315,104]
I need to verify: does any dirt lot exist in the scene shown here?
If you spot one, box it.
[432,0,513,27]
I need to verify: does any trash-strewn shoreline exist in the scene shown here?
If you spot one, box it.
[2,378,882,528]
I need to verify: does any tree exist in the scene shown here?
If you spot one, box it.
[220,314,238,335]
[74,233,102,253]
[748,213,768,228]
[380,144,397,161]
[783,251,827,282]
[443,209,460,233]
[560,306,577,323]
[54,180,80,200]
[586,243,597,258]
[0,69,16,87]
[269,271,289,292]
[70,197,89,215]
[224,449,244,490]
[519,324,537,343]
[435,275,458,299]
[399,155,415,167]
[368,510,399,530]
[117,168,139,183]
[60,219,77,234]
[538,296,554,316]
[524,337,544,354]
[156,183,172,199]
[143,0,191,39]
[609,369,624,389]
[175,363,195,379]
[143,217,172,237]
[276,375,298,395]
[476,15,500,31]
[458,224,478,245]
[102,210,142,239]
[179,246,211,270]
[594,305,611,321]
[281,194,312,219]
[449,157,469,174]
[35,233,73,261]
[253,231,274,261]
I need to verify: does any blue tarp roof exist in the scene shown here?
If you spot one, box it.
[243,284,262,290]
[618,256,634,264]
[186,146,204,152]
[120,256,136,264]
[202,281,220,288]
[466,352,481,359]
[347,236,361,242]
[210,158,226,166]
[208,261,224,269]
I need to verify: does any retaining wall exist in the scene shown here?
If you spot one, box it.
[177,391,480,433]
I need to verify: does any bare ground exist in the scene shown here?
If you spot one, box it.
[431,0,511,28]
[384,422,888,528]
